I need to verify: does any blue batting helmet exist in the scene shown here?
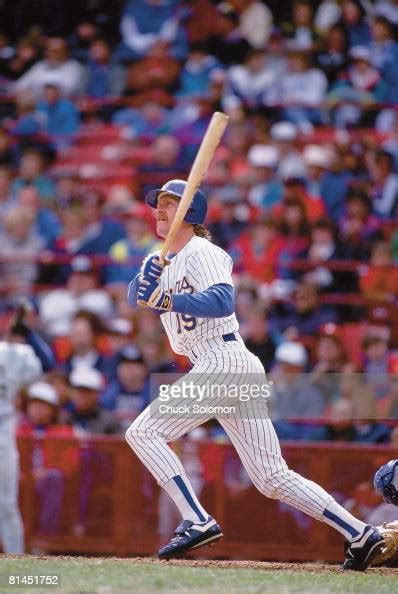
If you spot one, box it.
[145,179,207,224]
[374,459,398,505]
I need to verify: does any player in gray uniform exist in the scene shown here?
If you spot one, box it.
[0,305,55,553]
[126,180,387,569]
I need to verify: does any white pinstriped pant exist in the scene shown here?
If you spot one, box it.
[125,341,334,521]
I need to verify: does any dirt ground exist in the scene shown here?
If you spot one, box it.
[4,554,398,575]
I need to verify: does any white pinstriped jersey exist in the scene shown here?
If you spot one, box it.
[157,236,239,357]
[0,342,42,417]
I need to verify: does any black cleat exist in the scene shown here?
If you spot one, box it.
[158,516,223,560]
[342,525,386,571]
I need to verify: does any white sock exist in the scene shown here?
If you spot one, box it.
[163,474,208,523]
[322,501,367,540]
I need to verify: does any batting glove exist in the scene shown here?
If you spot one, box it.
[137,276,172,312]
[141,254,165,280]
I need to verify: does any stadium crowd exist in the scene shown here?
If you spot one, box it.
[1,0,398,451]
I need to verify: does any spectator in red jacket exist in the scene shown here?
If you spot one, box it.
[230,216,282,282]
[273,177,326,223]
[359,241,398,300]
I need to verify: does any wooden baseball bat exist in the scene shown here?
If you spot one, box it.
[159,111,229,262]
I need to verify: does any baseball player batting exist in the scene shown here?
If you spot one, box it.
[126,180,397,569]
[0,302,55,553]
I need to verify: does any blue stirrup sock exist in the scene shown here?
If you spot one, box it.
[163,474,208,524]
[322,501,367,541]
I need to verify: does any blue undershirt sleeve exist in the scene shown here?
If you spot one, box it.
[172,283,234,318]
[25,330,55,372]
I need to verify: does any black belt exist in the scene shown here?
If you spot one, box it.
[222,333,237,342]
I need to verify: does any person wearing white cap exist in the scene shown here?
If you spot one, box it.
[269,121,306,180]
[302,143,349,220]
[103,318,134,378]
[374,1,398,25]
[247,144,283,210]
[303,144,332,188]
[68,367,120,435]
[270,121,298,143]
[18,382,76,536]
[27,381,59,408]
[270,341,325,420]
[303,144,333,170]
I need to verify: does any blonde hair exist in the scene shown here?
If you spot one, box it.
[193,224,212,241]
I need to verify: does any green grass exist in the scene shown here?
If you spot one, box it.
[0,556,395,594]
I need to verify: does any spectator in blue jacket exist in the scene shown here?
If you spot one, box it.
[11,148,56,203]
[328,46,388,128]
[369,15,398,103]
[369,150,398,219]
[112,101,169,139]
[17,185,61,248]
[303,144,351,220]
[177,43,224,98]
[37,84,80,138]
[116,0,188,62]
[84,39,125,98]
[11,91,44,136]
[268,282,338,342]
[338,0,371,48]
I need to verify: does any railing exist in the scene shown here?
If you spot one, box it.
[1,252,398,272]
[17,435,398,561]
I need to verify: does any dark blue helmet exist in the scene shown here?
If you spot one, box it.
[145,179,207,224]
[374,459,398,505]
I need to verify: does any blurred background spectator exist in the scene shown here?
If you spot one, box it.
[100,345,150,432]
[270,341,325,420]
[62,311,113,378]
[66,366,119,434]
[14,37,86,98]
[18,381,77,536]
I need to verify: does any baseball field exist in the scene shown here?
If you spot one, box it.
[0,556,397,594]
